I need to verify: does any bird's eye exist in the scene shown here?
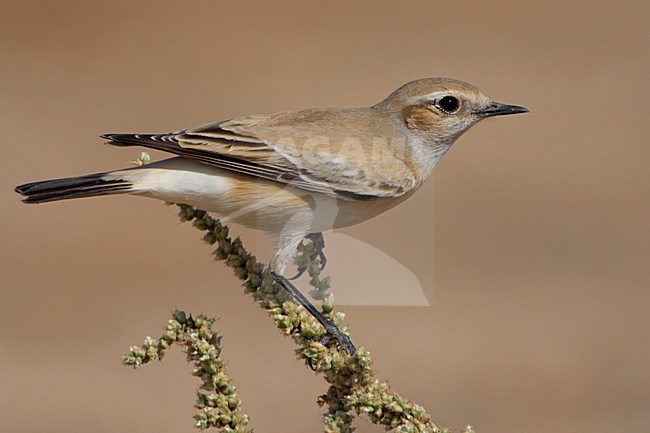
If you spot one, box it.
[437,95,460,113]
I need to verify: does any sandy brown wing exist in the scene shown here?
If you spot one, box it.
[104,122,337,197]
[177,122,342,196]
[218,111,417,200]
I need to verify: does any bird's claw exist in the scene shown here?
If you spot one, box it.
[320,323,356,355]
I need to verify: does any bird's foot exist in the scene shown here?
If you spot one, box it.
[319,322,356,355]
[271,271,355,355]
[306,232,327,270]
[289,232,327,280]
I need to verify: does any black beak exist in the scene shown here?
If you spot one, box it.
[475,102,529,117]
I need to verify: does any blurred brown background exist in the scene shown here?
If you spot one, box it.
[1,1,649,432]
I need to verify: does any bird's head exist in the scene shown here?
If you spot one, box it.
[376,77,528,145]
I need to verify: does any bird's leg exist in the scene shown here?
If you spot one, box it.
[271,272,356,355]
[289,232,327,280]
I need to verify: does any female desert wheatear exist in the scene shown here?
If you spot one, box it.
[16,78,528,353]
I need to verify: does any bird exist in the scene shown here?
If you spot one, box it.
[15,77,528,354]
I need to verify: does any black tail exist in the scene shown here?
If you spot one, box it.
[15,173,133,204]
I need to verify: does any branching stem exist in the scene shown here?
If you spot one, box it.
[123,204,446,433]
